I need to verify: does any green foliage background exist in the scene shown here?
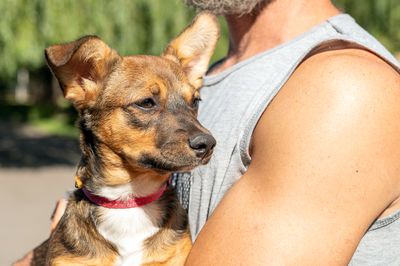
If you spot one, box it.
[0,0,196,84]
[0,0,399,86]
[0,0,399,137]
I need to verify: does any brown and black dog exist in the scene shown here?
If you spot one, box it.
[32,12,219,265]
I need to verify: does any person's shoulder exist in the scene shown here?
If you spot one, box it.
[255,48,400,156]
[309,48,398,77]
[290,48,400,99]
[252,48,400,159]
[266,48,400,119]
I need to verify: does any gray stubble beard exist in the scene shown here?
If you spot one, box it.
[183,0,273,16]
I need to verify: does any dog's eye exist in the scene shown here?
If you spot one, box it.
[191,97,201,109]
[135,98,156,109]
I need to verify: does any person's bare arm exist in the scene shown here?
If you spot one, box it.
[185,49,400,265]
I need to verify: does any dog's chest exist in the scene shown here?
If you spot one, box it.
[96,205,162,265]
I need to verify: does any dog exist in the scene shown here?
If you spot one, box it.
[31,11,219,265]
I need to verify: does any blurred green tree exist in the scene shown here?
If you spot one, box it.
[0,0,196,85]
[0,0,398,135]
[0,0,398,97]
[0,0,229,133]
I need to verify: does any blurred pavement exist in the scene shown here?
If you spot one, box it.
[0,123,80,265]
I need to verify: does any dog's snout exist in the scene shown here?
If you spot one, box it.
[188,134,216,157]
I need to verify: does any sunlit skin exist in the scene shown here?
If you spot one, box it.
[185,0,400,265]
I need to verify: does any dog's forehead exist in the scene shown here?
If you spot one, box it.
[103,55,195,104]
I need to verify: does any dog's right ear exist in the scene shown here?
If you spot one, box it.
[45,36,120,109]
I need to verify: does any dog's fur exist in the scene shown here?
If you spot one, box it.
[31,12,219,266]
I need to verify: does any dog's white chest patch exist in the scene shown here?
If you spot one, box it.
[95,181,164,265]
[97,205,162,266]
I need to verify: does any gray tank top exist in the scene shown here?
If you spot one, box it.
[171,14,400,265]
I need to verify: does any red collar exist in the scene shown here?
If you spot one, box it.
[82,183,167,209]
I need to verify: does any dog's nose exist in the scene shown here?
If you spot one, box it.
[188,133,216,157]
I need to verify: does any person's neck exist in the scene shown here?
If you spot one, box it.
[208,0,341,75]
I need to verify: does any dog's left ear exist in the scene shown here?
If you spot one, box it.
[163,11,220,89]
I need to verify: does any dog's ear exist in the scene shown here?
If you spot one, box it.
[45,36,120,109]
[163,11,220,89]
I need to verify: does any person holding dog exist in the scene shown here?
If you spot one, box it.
[15,0,400,265]
[172,0,400,265]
